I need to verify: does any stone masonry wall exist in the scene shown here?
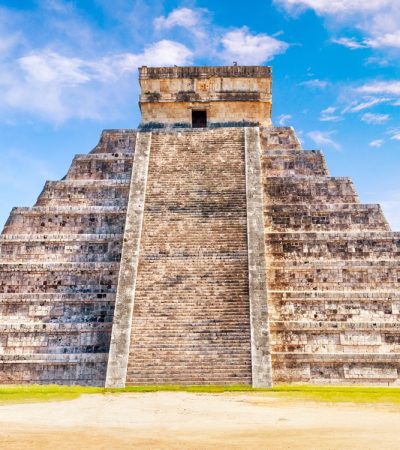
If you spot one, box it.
[0,130,136,385]
[261,127,400,385]
[1,123,399,387]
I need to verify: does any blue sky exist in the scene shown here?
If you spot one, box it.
[0,0,399,229]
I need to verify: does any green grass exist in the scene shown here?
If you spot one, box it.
[1,384,400,406]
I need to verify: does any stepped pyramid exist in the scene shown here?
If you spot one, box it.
[0,65,399,387]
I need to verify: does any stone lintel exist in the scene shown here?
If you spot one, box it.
[245,127,273,388]
[105,132,151,388]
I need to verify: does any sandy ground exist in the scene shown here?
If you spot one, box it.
[0,392,399,449]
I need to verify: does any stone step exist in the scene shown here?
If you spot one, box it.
[0,292,114,302]
[0,322,111,332]
[266,231,400,260]
[272,352,400,364]
[0,262,119,294]
[270,321,400,332]
[265,203,390,232]
[0,235,123,262]
[264,176,358,204]
[259,126,302,151]
[90,129,136,154]
[268,291,400,323]
[271,354,400,384]
[66,154,133,180]
[35,180,130,207]
[3,206,126,234]
[0,293,115,324]
[0,353,108,362]
[262,150,329,177]
[268,260,400,291]
[0,362,107,385]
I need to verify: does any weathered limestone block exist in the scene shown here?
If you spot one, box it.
[259,127,301,150]
[3,207,126,235]
[265,204,390,232]
[265,177,358,204]
[266,232,400,261]
[90,130,136,154]
[36,180,130,207]
[262,150,329,177]
[66,154,133,180]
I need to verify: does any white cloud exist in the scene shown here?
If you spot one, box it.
[278,114,292,125]
[126,40,193,67]
[219,27,288,65]
[365,31,400,49]
[0,40,193,123]
[389,132,400,141]
[365,56,390,67]
[357,81,400,96]
[361,112,389,124]
[19,51,92,86]
[274,0,391,15]
[275,0,400,50]
[154,7,202,30]
[307,130,341,150]
[320,106,341,122]
[322,106,336,115]
[332,37,367,49]
[300,79,330,89]
[369,139,384,148]
[343,97,389,113]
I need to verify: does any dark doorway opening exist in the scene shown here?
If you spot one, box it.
[192,110,207,128]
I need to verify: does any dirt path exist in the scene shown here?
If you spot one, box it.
[0,392,399,449]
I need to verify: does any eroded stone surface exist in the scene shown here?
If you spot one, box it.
[0,65,399,387]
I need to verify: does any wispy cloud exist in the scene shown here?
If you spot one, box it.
[307,130,341,150]
[275,0,400,52]
[357,81,400,95]
[361,112,390,124]
[300,79,330,89]
[388,128,400,141]
[332,37,367,49]
[320,106,341,122]
[278,114,292,125]
[274,0,391,15]
[343,97,389,113]
[369,139,384,147]
[365,31,400,49]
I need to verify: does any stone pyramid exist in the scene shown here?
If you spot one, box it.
[0,66,399,387]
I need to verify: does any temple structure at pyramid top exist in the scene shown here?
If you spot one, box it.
[0,65,399,388]
[138,65,272,128]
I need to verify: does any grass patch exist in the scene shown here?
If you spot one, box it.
[1,384,400,406]
[0,385,103,405]
[265,384,400,405]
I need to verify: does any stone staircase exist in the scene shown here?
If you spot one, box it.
[262,139,400,385]
[125,128,252,385]
[0,130,136,385]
